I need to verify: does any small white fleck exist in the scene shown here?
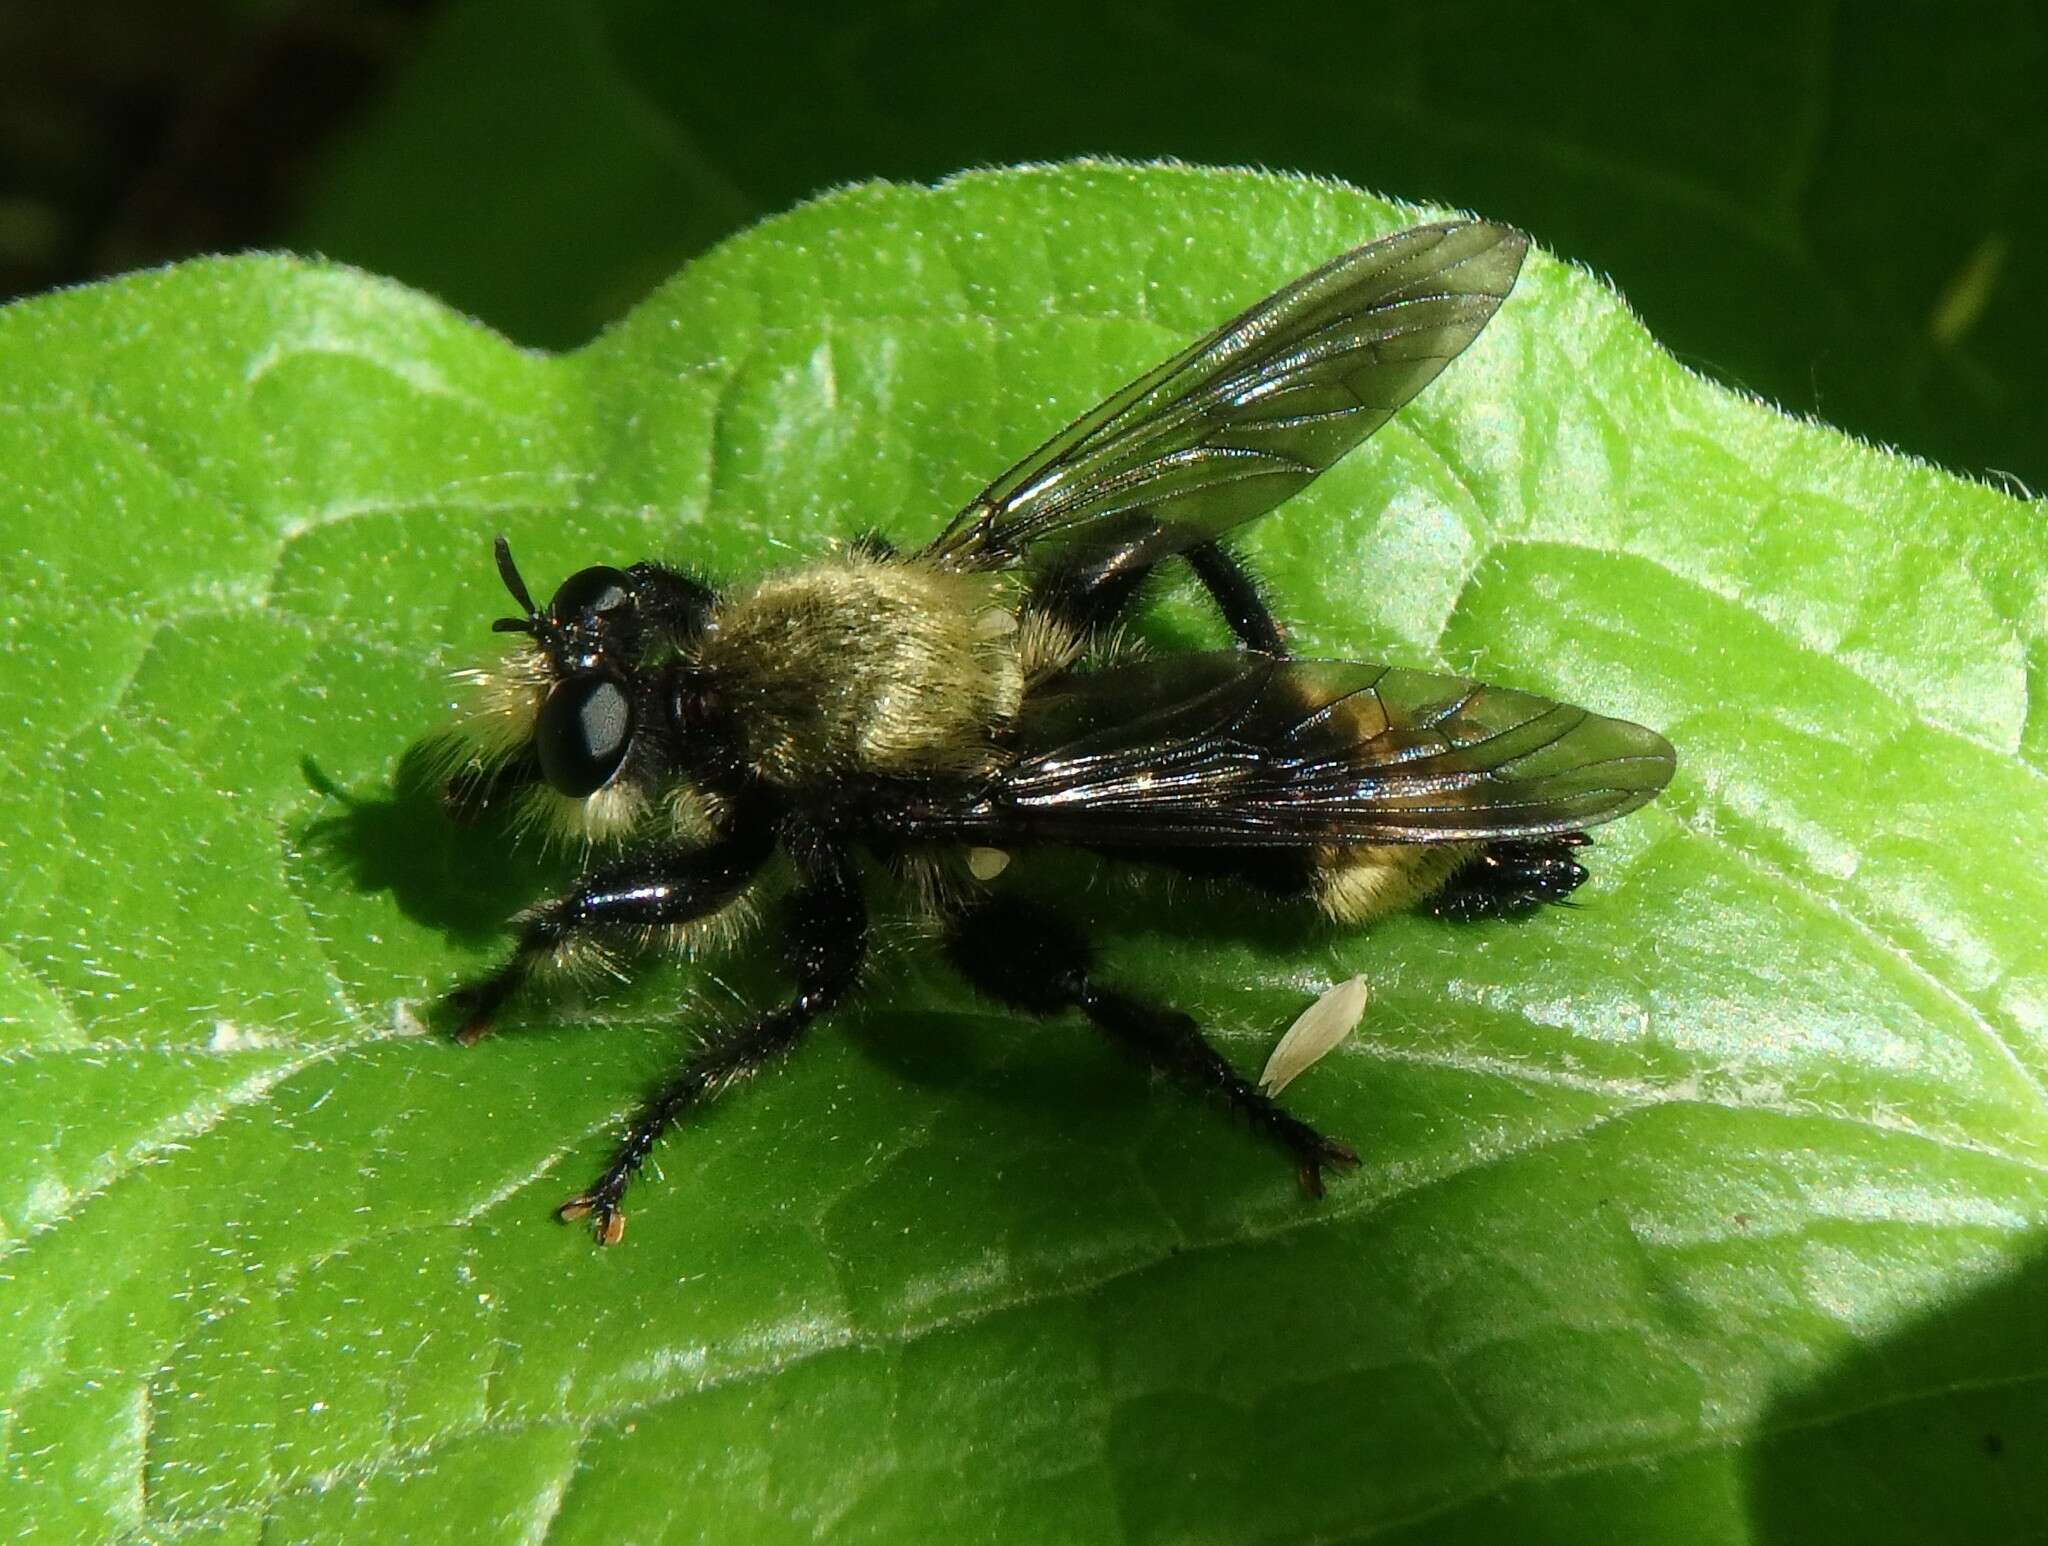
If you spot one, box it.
[207,1020,273,1052]
[966,847,1012,881]
[1260,976,1369,1094]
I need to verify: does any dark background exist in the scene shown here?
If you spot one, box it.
[6,0,2042,494]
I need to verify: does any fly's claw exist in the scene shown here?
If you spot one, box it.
[558,1192,627,1246]
[447,978,513,1046]
[1295,1135,1361,1199]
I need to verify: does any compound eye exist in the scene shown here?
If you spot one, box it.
[536,674,633,797]
[549,565,632,621]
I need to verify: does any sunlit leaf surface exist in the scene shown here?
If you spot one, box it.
[3,165,2044,1544]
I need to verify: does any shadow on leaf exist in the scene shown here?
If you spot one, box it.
[1746,1231,2048,1542]
[298,740,561,947]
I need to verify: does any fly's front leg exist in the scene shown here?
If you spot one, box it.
[945,899,1357,1194]
[561,836,867,1244]
[448,827,773,1043]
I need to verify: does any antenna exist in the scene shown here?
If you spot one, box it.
[491,535,543,635]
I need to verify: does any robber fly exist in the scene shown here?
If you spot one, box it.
[440,218,1675,1244]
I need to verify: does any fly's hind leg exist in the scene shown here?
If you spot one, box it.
[1025,527,1291,657]
[945,899,1357,1195]
[560,837,867,1244]
[1184,541,1288,656]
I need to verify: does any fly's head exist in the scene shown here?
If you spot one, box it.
[451,535,715,840]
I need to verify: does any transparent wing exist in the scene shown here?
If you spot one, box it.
[920,654,1673,847]
[925,220,1528,573]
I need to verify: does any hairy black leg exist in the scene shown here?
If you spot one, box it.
[1427,834,1592,923]
[1184,541,1289,655]
[561,836,866,1243]
[1025,538,1153,643]
[945,899,1358,1195]
[1022,523,1287,655]
[448,825,774,1043]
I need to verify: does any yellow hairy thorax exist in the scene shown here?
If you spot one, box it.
[694,553,1026,788]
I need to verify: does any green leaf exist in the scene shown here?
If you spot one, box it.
[295,0,2048,493]
[5,164,2045,1543]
